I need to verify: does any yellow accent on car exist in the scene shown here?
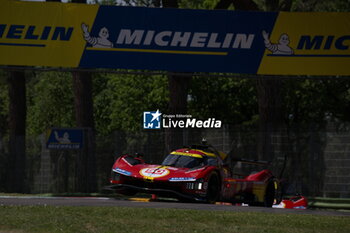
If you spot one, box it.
[170,151,203,158]
[192,149,216,157]
[252,183,266,202]
[143,176,154,182]
[129,198,150,202]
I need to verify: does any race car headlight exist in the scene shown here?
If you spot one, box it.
[196,178,204,190]
[185,182,203,190]
[186,183,195,189]
[186,179,204,190]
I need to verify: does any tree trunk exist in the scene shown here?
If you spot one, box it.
[162,0,192,152]
[166,74,191,151]
[71,0,97,193]
[255,0,289,163]
[257,77,284,161]
[72,72,95,129]
[7,70,26,193]
[72,71,97,193]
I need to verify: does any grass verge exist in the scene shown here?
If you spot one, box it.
[0,205,349,233]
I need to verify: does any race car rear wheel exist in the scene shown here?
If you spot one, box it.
[264,180,275,207]
[206,173,220,204]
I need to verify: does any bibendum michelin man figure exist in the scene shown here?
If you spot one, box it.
[81,23,113,48]
[262,30,294,55]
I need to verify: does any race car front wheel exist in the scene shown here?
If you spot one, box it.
[206,173,220,204]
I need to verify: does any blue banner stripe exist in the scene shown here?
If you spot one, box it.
[79,6,278,73]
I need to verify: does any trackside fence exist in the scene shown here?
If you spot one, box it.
[0,122,349,198]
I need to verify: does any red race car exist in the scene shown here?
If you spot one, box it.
[107,144,282,206]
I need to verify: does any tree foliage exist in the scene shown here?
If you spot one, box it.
[24,72,169,135]
[179,0,220,9]
[100,73,169,133]
[27,72,75,136]
[284,78,350,126]
[291,0,350,12]
[189,76,258,125]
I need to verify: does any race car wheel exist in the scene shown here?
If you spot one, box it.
[206,173,220,204]
[264,180,275,207]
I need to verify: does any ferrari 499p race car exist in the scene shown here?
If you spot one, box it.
[107,144,282,207]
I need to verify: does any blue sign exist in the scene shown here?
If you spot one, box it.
[46,128,83,150]
[143,110,162,129]
[79,6,277,73]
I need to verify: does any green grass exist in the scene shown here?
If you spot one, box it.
[0,206,349,233]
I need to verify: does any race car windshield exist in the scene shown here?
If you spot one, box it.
[162,155,203,168]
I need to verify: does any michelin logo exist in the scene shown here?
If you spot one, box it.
[262,30,294,55]
[261,31,350,55]
[143,110,162,129]
[81,23,255,50]
[81,23,113,48]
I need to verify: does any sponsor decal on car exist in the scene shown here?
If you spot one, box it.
[168,177,197,182]
[139,167,170,178]
[113,167,132,176]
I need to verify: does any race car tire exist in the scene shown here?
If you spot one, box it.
[206,173,220,204]
[263,180,275,207]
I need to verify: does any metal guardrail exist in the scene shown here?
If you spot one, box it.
[308,197,350,210]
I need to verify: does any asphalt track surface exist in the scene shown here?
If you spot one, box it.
[1,196,350,217]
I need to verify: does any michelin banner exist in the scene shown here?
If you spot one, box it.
[1,2,350,75]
